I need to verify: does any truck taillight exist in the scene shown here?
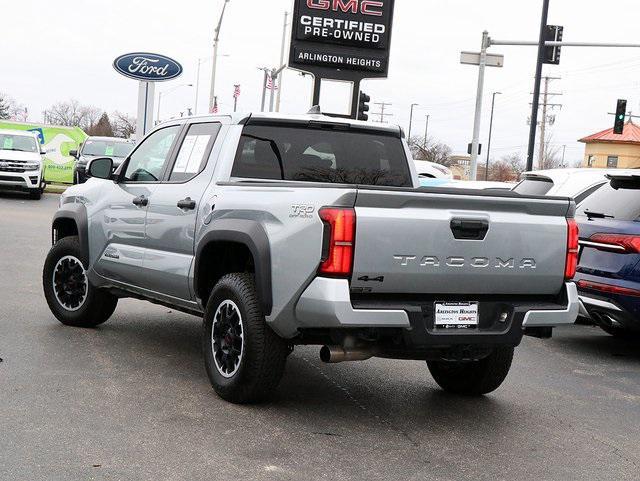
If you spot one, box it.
[589,233,640,253]
[318,207,356,277]
[565,218,579,280]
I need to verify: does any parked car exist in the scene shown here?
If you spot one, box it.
[513,168,638,206]
[0,129,46,199]
[71,136,135,184]
[575,173,640,336]
[44,112,578,404]
[414,160,453,179]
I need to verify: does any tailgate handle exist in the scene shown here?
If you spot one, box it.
[450,219,489,240]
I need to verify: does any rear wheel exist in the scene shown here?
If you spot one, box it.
[427,347,514,396]
[203,273,288,404]
[43,236,117,327]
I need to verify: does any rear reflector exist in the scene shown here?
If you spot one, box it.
[565,218,579,280]
[318,207,356,277]
[577,280,640,298]
[589,233,640,253]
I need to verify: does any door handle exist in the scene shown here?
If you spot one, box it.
[450,219,489,240]
[132,196,149,207]
[177,197,197,210]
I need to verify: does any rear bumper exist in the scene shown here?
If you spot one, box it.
[295,279,579,337]
[578,292,640,331]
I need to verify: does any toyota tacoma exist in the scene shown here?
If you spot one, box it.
[43,112,579,403]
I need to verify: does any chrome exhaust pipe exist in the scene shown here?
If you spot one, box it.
[320,345,375,364]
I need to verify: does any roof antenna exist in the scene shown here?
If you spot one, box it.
[307,105,322,115]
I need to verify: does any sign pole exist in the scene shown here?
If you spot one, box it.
[470,31,489,181]
[137,81,155,138]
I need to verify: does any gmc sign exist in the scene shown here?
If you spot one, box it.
[289,0,395,77]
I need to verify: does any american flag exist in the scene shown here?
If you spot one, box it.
[233,84,241,99]
[266,76,279,91]
[210,97,218,114]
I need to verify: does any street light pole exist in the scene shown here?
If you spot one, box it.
[209,0,230,114]
[194,57,207,115]
[424,114,430,147]
[485,92,501,181]
[158,84,193,122]
[408,103,419,139]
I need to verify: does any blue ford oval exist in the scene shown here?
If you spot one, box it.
[113,53,183,82]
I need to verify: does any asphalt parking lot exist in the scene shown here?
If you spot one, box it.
[1,192,640,481]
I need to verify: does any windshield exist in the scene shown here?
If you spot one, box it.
[231,124,411,187]
[576,180,640,221]
[0,133,38,153]
[81,139,134,158]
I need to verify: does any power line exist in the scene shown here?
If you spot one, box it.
[372,102,393,123]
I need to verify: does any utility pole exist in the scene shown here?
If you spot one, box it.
[209,0,230,114]
[275,11,289,112]
[530,76,562,169]
[373,102,393,123]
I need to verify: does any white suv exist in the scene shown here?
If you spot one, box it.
[0,129,46,199]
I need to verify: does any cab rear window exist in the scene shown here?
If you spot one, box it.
[231,124,411,187]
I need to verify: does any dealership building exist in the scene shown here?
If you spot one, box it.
[580,120,640,169]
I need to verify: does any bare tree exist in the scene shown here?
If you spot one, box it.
[0,93,26,121]
[111,111,136,138]
[408,136,453,167]
[540,133,564,170]
[44,100,102,131]
[503,153,525,179]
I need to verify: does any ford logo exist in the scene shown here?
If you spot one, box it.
[113,52,183,82]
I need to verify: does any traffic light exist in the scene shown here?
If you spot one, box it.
[357,91,370,121]
[614,99,627,135]
[544,25,564,65]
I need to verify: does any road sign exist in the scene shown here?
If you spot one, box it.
[288,0,396,118]
[460,51,504,67]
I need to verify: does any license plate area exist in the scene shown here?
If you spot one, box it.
[434,302,479,330]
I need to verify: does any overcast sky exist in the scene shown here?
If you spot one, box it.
[3,0,640,161]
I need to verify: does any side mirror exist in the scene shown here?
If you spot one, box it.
[87,157,114,180]
[69,150,78,159]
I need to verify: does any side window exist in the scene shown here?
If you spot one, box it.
[122,126,180,182]
[169,123,221,182]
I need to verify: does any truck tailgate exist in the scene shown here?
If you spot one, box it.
[351,189,571,296]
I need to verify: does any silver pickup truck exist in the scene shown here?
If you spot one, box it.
[43,112,579,404]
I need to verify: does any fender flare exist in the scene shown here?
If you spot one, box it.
[52,203,90,263]
[195,219,273,316]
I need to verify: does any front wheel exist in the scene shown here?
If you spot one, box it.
[203,273,288,404]
[29,188,42,200]
[427,347,514,396]
[43,236,118,328]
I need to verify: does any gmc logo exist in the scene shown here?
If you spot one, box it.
[307,0,384,17]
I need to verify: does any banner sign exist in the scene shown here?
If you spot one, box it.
[289,0,396,79]
[113,53,183,82]
[0,121,87,184]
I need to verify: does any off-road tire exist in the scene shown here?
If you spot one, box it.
[427,347,514,396]
[203,273,288,404]
[43,236,117,328]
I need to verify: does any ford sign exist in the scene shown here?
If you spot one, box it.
[113,53,183,82]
